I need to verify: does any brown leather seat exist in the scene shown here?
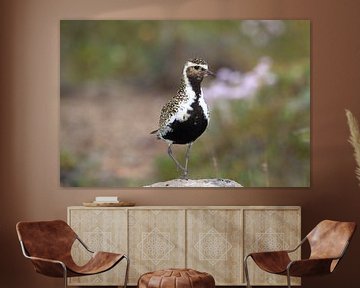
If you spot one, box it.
[138,268,215,288]
[16,220,129,288]
[244,220,356,288]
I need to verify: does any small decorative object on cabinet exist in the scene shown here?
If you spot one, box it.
[244,220,356,288]
[67,206,301,286]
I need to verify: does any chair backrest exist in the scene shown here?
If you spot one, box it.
[16,220,77,261]
[307,220,356,261]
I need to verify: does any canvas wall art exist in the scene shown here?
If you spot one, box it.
[60,20,310,187]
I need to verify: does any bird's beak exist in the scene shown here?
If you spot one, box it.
[205,69,215,77]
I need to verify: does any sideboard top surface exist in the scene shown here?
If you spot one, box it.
[68,205,301,210]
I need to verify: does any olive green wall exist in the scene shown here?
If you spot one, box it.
[1,1,360,287]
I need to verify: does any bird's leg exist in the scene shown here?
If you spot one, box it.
[168,144,186,176]
[183,142,193,179]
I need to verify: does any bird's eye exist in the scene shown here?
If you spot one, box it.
[194,66,200,70]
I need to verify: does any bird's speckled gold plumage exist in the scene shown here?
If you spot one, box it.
[158,78,188,129]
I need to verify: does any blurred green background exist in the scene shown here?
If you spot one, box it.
[60,20,310,187]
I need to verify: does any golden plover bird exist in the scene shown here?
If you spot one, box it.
[151,58,214,179]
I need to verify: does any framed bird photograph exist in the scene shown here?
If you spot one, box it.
[60,20,310,188]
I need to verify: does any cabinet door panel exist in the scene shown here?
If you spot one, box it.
[68,208,127,286]
[244,209,301,286]
[128,209,186,284]
[187,209,243,285]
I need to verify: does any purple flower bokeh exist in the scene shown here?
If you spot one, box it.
[204,57,277,104]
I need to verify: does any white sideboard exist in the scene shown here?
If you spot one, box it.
[67,206,301,286]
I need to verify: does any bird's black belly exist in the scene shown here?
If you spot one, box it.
[163,102,208,145]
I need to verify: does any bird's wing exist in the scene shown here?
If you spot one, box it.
[158,98,179,128]
[158,79,188,129]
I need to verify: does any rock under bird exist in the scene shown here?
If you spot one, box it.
[151,58,214,179]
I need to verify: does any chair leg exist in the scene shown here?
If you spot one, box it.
[244,255,252,288]
[286,269,292,288]
[61,264,68,288]
[123,255,130,288]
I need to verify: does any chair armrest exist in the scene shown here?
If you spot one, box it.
[76,236,95,253]
[245,237,306,259]
[246,236,305,258]
[287,257,336,277]
[25,255,67,277]
[25,255,65,265]
[285,237,307,253]
[19,240,67,277]
[248,250,290,258]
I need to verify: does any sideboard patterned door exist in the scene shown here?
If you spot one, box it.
[187,209,243,285]
[243,208,301,286]
[67,208,128,286]
[68,206,300,286]
[128,209,186,284]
